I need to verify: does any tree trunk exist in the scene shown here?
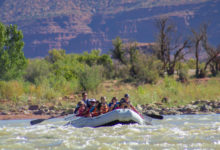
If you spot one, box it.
[195,42,199,78]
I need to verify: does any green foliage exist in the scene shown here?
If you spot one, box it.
[164,76,179,95]
[129,52,161,84]
[0,80,24,101]
[0,22,27,80]
[186,58,196,69]
[111,37,126,64]
[112,62,130,79]
[78,65,103,91]
[45,49,66,63]
[52,54,82,81]
[77,49,112,66]
[176,62,189,82]
[24,59,52,84]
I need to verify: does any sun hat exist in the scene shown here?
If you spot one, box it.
[89,98,96,102]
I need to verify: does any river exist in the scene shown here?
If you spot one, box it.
[0,115,219,149]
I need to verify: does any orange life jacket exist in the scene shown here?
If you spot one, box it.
[100,103,109,114]
[91,107,100,117]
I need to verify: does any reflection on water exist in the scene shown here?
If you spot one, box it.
[0,115,220,149]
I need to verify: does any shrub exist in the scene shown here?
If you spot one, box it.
[0,80,24,101]
[177,63,189,83]
[112,61,130,79]
[78,65,103,91]
[186,58,196,69]
[24,59,52,84]
[45,49,66,63]
[130,54,161,84]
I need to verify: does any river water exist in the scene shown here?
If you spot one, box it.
[0,115,219,150]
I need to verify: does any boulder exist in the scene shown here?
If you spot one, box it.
[28,105,39,110]
[33,110,44,115]
[1,111,8,115]
[200,104,212,112]
[49,106,55,110]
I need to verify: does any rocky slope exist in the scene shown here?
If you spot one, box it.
[0,0,219,57]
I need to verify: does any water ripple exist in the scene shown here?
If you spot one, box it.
[0,114,220,149]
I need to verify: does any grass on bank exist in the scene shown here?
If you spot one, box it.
[0,77,220,111]
[91,77,220,107]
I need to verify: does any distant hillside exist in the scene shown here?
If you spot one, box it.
[0,0,219,57]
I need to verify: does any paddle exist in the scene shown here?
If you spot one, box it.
[144,113,163,120]
[30,115,64,125]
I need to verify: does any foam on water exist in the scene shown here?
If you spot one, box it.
[0,114,220,149]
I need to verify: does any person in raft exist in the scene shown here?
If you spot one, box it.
[74,92,90,114]
[120,94,143,118]
[87,98,97,117]
[100,96,109,114]
[109,97,120,111]
[90,100,102,117]
[75,101,87,117]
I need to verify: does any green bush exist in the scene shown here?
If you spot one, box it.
[24,59,52,84]
[0,80,24,101]
[130,54,161,84]
[186,58,196,69]
[0,23,27,80]
[112,62,130,79]
[45,49,66,63]
[177,63,189,82]
[78,65,103,91]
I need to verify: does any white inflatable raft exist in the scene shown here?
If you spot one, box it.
[69,109,147,128]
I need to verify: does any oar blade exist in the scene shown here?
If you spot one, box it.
[30,119,46,125]
[146,114,163,120]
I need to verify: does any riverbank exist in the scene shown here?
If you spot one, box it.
[0,100,219,120]
[1,78,220,120]
[141,100,220,115]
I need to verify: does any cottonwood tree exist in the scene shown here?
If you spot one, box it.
[154,17,191,76]
[192,24,220,77]
[0,22,27,80]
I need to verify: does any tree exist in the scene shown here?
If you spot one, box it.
[45,49,66,63]
[111,37,126,64]
[191,24,205,77]
[192,24,220,77]
[201,25,220,76]
[154,17,191,76]
[0,22,27,80]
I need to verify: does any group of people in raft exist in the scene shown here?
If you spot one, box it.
[74,92,142,118]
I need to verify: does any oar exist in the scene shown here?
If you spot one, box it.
[30,115,64,125]
[144,113,163,120]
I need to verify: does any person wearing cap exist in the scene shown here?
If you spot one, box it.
[74,92,90,114]
[120,94,144,118]
[91,100,101,117]
[87,98,97,117]
[119,94,131,108]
